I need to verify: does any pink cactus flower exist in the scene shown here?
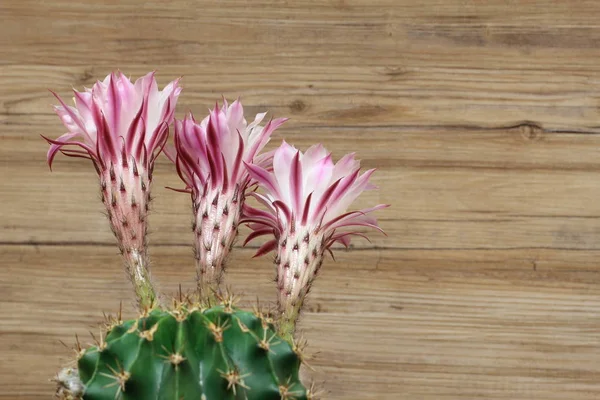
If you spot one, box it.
[243,141,388,335]
[43,71,181,308]
[167,99,286,295]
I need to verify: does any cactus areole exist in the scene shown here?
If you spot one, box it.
[46,71,387,399]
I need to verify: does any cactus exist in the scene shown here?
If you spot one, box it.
[57,297,309,400]
[46,72,386,399]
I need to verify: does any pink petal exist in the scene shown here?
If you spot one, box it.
[247,112,267,132]
[146,97,171,154]
[245,117,287,162]
[323,204,389,232]
[253,149,275,171]
[272,200,292,224]
[226,98,246,135]
[239,217,278,228]
[50,91,87,136]
[325,168,376,219]
[303,144,328,164]
[301,192,313,225]
[42,133,98,170]
[244,163,281,199]
[243,228,274,246]
[72,90,97,142]
[175,132,205,186]
[290,150,303,215]
[43,135,77,169]
[97,109,118,163]
[247,192,277,213]
[253,239,278,257]
[149,122,169,164]
[242,203,277,222]
[125,103,144,156]
[107,71,122,135]
[313,177,342,221]
[230,130,245,184]
[328,231,372,248]
[205,107,225,185]
[332,152,360,181]
[329,214,385,234]
[273,141,297,205]
[132,115,147,162]
[303,153,334,199]
[220,152,229,192]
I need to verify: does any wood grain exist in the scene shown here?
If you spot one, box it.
[1,0,600,399]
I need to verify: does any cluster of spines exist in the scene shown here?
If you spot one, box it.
[191,184,243,292]
[99,160,151,257]
[275,231,327,301]
[271,228,329,339]
[56,292,320,400]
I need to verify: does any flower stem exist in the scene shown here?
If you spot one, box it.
[126,250,157,310]
[197,279,219,306]
[278,305,302,343]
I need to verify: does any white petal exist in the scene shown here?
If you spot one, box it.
[272,141,297,206]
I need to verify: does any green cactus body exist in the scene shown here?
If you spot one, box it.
[75,304,307,400]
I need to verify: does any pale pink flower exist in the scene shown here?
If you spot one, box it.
[166,99,286,294]
[43,71,181,308]
[244,141,388,333]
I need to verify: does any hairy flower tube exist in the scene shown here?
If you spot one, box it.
[167,99,286,296]
[43,71,181,309]
[244,141,388,338]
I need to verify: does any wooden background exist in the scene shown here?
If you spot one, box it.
[2,0,600,399]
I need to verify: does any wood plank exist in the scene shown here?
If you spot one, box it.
[4,1,600,67]
[3,125,600,249]
[3,65,600,130]
[1,245,599,399]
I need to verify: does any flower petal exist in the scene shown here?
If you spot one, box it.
[253,239,278,257]
[272,141,297,206]
[245,163,281,199]
[243,228,274,246]
[46,71,180,173]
